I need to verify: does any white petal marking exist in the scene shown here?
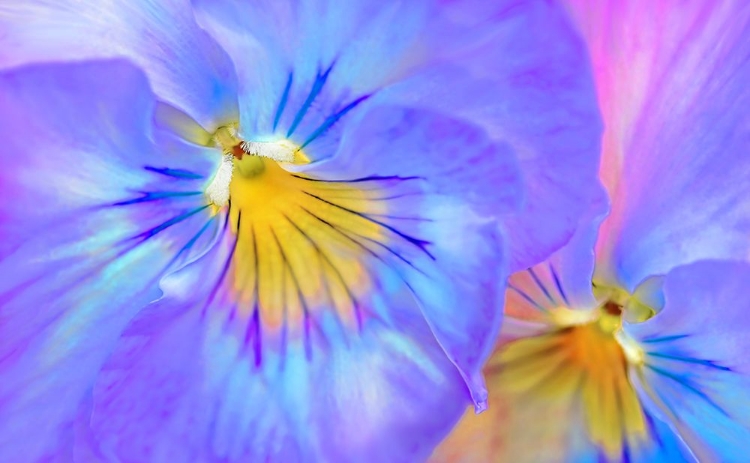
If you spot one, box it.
[206,154,234,207]
[240,140,297,163]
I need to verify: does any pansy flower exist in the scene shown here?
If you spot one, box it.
[0,1,602,461]
[432,0,750,461]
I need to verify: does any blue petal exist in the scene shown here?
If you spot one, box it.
[75,106,514,462]
[0,61,219,461]
[191,0,433,151]
[306,106,516,406]
[82,241,470,463]
[0,0,239,129]
[192,1,603,273]
[626,260,750,461]
[585,2,750,290]
[370,0,604,271]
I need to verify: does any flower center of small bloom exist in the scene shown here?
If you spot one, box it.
[496,297,649,458]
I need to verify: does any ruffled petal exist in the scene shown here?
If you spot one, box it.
[565,0,750,289]
[82,239,470,463]
[0,0,238,129]
[626,260,750,461]
[306,106,515,406]
[0,61,219,461]
[193,0,603,271]
[376,0,604,271]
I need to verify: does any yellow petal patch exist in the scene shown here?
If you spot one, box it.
[498,318,647,458]
[225,155,389,335]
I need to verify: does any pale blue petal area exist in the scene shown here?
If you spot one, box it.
[627,413,696,463]
[625,260,750,461]
[596,5,750,290]
[305,106,513,406]
[563,409,694,463]
[83,240,470,463]
[0,61,219,461]
[0,0,238,129]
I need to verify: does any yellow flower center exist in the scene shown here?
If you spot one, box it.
[494,298,650,458]
[199,126,428,358]
[225,154,386,332]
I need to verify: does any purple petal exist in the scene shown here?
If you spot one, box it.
[76,106,514,461]
[569,0,750,289]
[372,0,604,271]
[82,241,470,462]
[626,260,750,461]
[192,1,603,273]
[0,61,218,461]
[0,0,238,129]
[307,106,515,406]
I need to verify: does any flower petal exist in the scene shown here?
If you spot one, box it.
[82,243,470,463]
[63,106,513,461]
[305,106,515,406]
[431,306,692,463]
[626,260,750,461]
[0,0,238,129]
[430,377,692,463]
[0,61,219,461]
[566,0,750,289]
[371,0,604,271]
[191,0,439,152]
[193,0,603,273]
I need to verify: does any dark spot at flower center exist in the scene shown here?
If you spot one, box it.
[603,300,623,316]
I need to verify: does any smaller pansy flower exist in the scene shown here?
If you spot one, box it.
[432,0,750,461]
[0,0,603,461]
[434,228,750,462]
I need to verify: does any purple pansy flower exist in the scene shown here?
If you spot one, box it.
[0,1,602,461]
[432,1,750,461]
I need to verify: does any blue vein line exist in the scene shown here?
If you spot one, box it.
[144,166,204,180]
[300,94,370,149]
[548,263,570,306]
[287,63,335,137]
[291,174,422,183]
[527,267,557,305]
[507,283,548,312]
[302,190,435,260]
[166,216,216,268]
[113,191,203,206]
[137,205,210,240]
[646,364,730,417]
[647,352,731,371]
[273,73,294,131]
[642,334,690,344]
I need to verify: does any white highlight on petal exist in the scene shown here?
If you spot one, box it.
[206,154,234,207]
[240,140,297,163]
[616,330,645,365]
